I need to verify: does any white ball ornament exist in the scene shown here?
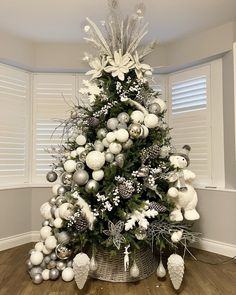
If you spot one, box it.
[54,208,60,218]
[70,150,77,158]
[131,110,144,123]
[59,203,73,220]
[40,202,52,220]
[92,170,104,181]
[62,267,74,282]
[30,251,44,266]
[76,135,87,146]
[86,151,105,170]
[116,129,129,143]
[52,184,61,196]
[76,147,85,155]
[144,114,159,128]
[45,236,57,250]
[54,217,64,229]
[141,125,149,138]
[64,160,76,173]
[106,132,116,143]
[154,98,167,112]
[107,118,119,130]
[42,269,50,281]
[40,226,52,240]
[117,112,129,123]
[94,140,104,152]
[102,138,110,148]
[109,142,122,155]
[35,242,44,252]
[42,245,52,255]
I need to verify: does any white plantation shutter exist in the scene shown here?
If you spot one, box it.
[32,74,76,182]
[0,64,30,184]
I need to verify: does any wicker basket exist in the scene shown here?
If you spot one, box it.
[89,246,157,282]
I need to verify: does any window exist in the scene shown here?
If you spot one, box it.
[168,60,225,187]
[0,64,30,185]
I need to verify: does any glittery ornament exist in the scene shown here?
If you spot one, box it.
[87,117,99,127]
[46,171,58,182]
[149,201,167,213]
[61,172,73,186]
[56,243,73,260]
[128,123,142,138]
[73,253,90,289]
[156,258,166,278]
[167,254,185,290]
[118,182,135,199]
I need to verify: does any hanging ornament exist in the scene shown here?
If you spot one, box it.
[56,243,73,260]
[123,139,133,149]
[56,231,71,244]
[76,161,85,170]
[105,152,115,162]
[94,140,104,152]
[57,185,67,196]
[30,251,44,266]
[156,258,166,278]
[106,132,116,143]
[128,123,142,139]
[124,244,131,271]
[56,261,66,271]
[87,117,100,127]
[73,253,90,289]
[32,273,43,284]
[40,226,52,240]
[73,169,89,185]
[117,122,127,129]
[167,254,185,290]
[85,179,99,193]
[64,160,77,173]
[45,236,57,250]
[141,125,149,138]
[61,172,73,186]
[137,165,149,177]
[109,142,122,154]
[90,255,98,272]
[135,227,147,240]
[171,230,183,243]
[40,202,52,220]
[42,269,50,280]
[76,135,87,146]
[46,171,58,182]
[29,266,42,278]
[130,260,140,278]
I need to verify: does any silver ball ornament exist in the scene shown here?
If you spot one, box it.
[26,259,33,270]
[76,161,85,170]
[128,123,142,138]
[107,118,119,130]
[57,186,67,196]
[115,154,125,168]
[32,273,43,284]
[47,260,57,269]
[50,205,57,218]
[117,112,129,123]
[46,171,58,182]
[56,261,66,271]
[67,261,73,268]
[44,256,51,264]
[49,196,57,205]
[61,172,73,186]
[148,102,161,114]
[73,169,89,185]
[50,252,57,261]
[29,267,43,278]
[56,243,73,260]
[85,179,99,193]
[49,268,60,280]
[117,122,128,129]
[105,152,114,162]
[55,197,67,207]
[97,128,107,140]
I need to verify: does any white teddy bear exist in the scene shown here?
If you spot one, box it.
[168,145,200,222]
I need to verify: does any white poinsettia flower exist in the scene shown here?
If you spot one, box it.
[86,56,107,80]
[105,50,134,81]
[133,51,153,79]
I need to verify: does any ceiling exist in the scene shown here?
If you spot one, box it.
[0,0,235,44]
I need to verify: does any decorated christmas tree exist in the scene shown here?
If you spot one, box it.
[26,1,200,290]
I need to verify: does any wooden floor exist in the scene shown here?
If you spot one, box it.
[0,243,235,295]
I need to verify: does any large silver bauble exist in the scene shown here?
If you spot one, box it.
[29,267,43,278]
[57,231,71,244]
[115,154,125,168]
[49,196,57,205]
[56,261,66,271]
[61,172,73,186]
[123,139,133,149]
[107,118,119,130]
[56,243,73,260]
[57,186,67,196]
[49,268,60,280]
[128,123,142,139]
[105,152,114,163]
[97,128,107,140]
[117,112,130,123]
[26,259,33,270]
[85,179,99,193]
[46,171,58,182]
[32,273,43,284]
[148,102,161,114]
[73,169,89,185]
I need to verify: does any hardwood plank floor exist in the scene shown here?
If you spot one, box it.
[0,243,235,295]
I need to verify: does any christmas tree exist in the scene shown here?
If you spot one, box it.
[27,1,200,290]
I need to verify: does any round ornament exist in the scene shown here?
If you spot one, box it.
[97,128,107,140]
[46,171,58,182]
[90,256,98,272]
[153,98,167,112]
[92,170,104,181]
[49,268,60,280]
[135,227,147,240]
[50,205,57,218]
[50,252,57,260]
[42,245,52,255]
[86,151,105,170]
[76,134,87,146]
[106,132,116,143]
[57,185,67,196]
[102,138,110,148]
[130,110,145,123]
[56,261,66,271]
[67,261,73,268]
[56,243,73,260]
[76,161,85,170]
[105,152,114,162]
[70,150,77,158]
[117,112,129,123]
[40,226,52,240]
[26,259,33,270]
[59,203,73,220]
[115,154,125,168]
[130,261,140,278]
[53,217,64,228]
[30,251,44,266]
[40,202,52,220]
[148,102,161,114]
[32,273,43,284]
[117,122,128,129]
[141,125,149,138]
[45,236,57,250]
[42,269,50,281]
[109,142,122,155]
[47,260,57,269]
[116,128,129,143]
[94,140,104,152]
[85,179,99,193]
[144,114,158,128]
[42,220,50,227]
[29,266,42,278]
[35,242,44,252]
[128,123,142,138]
[61,172,73,186]
[76,147,85,156]
[55,196,67,207]
[62,267,74,282]
[73,169,89,185]
[57,231,71,244]
[52,184,61,196]
[49,196,57,205]
[107,118,119,130]
[123,139,133,149]
[43,256,51,264]
[156,259,166,278]
[64,160,76,173]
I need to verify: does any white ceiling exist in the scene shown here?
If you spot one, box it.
[0,0,235,43]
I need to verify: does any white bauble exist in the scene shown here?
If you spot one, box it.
[54,217,64,229]
[92,170,104,181]
[40,226,52,240]
[35,242,44,252]
[64,160,76,173]
[52,184,61,196]
[76,135,87,146]
[130,110,145,123]
[106,132,116,143]
[42,245,52,255]
[42,269,50,281]
[54,208,60,218]
[102,138,110,148]
[86,151,105,170]
[94,140,104,152]
[130,261,140,278]
[156,259,166,278]
[167,254,184,290]
[171,230,183,243]
[40,202,52,220]
[62,267,74,282]
[90,256,98,271]
[117,112,130,123]
[59,203,73,220]
[107,118,119,130]
[144,114,159,128]
[141,125,149,138]
[30,251,44,266]
[70,150,77,158]
[153,98,167,112]
[105,152,114,162]
[45,236,57,250]
[76,147,85,155]
[109,142,122,155]
[116,129,129,143]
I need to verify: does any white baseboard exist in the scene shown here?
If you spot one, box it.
[193,238,236,258]
[1,231,236,258]
[0,231,40,251]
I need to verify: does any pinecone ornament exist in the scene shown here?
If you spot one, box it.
[141,145,160,162]
[75,214,89,232]
[149,201,167,213]
[73,253,90,289]
[118,182,135,199]
[87,117,99,127]
[167,254,185,290]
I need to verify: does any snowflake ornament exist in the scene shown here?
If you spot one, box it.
[103,221,126,249]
